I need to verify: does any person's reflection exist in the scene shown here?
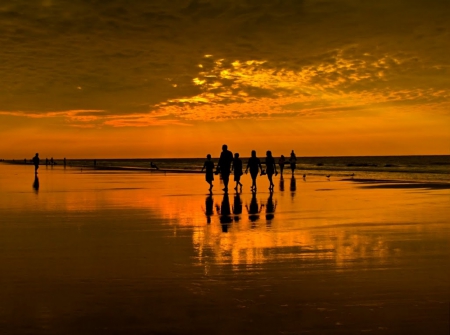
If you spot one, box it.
[32,175,39,193]
[219,193,232,232]
[279,176,285,191]
[290,176,296,199]
[232,193,242,222]
[246,192,263,225]
[205,194,214,224]
[265,191,277,223]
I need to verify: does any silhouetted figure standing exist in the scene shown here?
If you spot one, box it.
[45,158,49,166]
[231,153,243,192]
[32,153,40,174]
[265,150,278,191]
[289,150,297,176]
[64,157,67,167]
[201,154,215,192]
[217,144,233,193]
[245,150,263,192]
[50,157,54,165]
[278,155,286,177]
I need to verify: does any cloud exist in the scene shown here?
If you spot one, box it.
[0,0,448,126]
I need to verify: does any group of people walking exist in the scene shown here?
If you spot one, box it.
[201,144,297,193]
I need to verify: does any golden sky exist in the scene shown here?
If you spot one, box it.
[1,0,449,158]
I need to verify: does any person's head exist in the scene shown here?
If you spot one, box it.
[234,153,239,158]
[281,155,285,158]
[35,153,39,156]
[222,144,228,151]
[251,150,256,158]
[207,154,211,160]
[266,150,272,157]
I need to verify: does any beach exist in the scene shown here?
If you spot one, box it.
[0,162,449,334]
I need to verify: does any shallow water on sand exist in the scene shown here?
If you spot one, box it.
[0,164,449,334]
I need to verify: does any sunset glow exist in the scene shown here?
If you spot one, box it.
[1,1,449,158]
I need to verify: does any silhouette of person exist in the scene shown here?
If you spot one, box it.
[50,157,54,165]
[231,153,243,191]
[205,194,214,224]
[246,192,263,223]
[63,157,66,167]
[265,192,277,221]
[217,144,233,192]
[289,150,297,176]
[232,192,242,222]
[33,175,39,193]
[32,153,40,174]
[45,158,49,166]
[245,150,263,192]
[278,155,286,177]
[201,154,215,192]
[265,150,278,191]
[219,193,232,231]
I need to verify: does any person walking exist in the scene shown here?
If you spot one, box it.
[265,150,278,191]
[245,150,263,192]
[217,144,233,192]
[201,154,215,192]
[231,153,243,192]
[32,153,40,174]
[289,150,297,176]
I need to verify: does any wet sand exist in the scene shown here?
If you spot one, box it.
[0,163,449,334]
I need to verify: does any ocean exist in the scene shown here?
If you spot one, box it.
[14,155,449,183]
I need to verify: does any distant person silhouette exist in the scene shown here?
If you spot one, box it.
[278,155,286,177]
[231,153,243,191]
[289,150,297,176]
[217,144,233,193]
[245,150,263,192]
[32,153,40,174]
[50,157,54,165]
[150,161,159,169]
[33,175,39,193]
[63,157,66,167]
[205,194,214,224]
[45,158,49,166]
[265,151,278,191]
[201,154,215,192]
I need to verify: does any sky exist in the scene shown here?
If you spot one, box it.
[1,0,449,158]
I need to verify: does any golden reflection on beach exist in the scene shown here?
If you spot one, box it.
[4,168,447,272]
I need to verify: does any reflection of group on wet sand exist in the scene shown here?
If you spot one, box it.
[202,144,299,193]
[204,191,277,229]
